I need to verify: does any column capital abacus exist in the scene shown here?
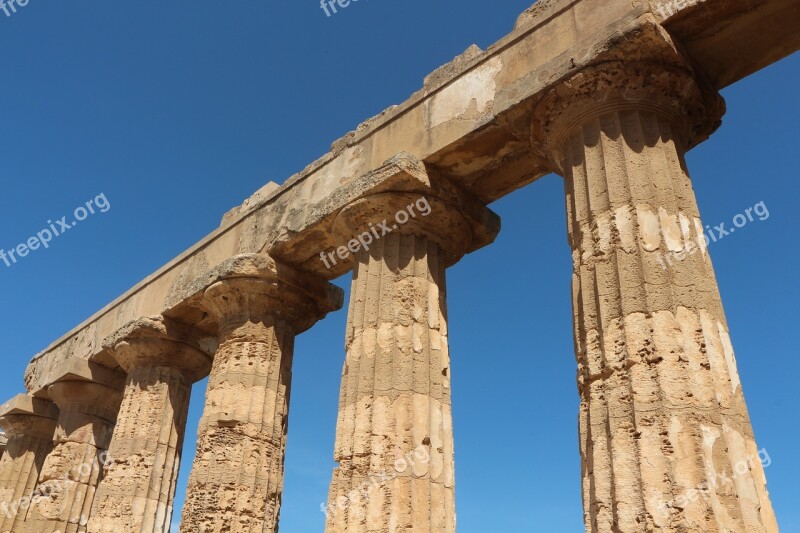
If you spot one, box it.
[331,173,500,268]
[41,358,125,424]
[103,316,213,383]
[188,254,344,334]
[333,192,471,267]
[533,60,725,171]
[0,394,59,439]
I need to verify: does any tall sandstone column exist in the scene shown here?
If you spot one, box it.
[0,395,58,533]
[535,60,778,532]
[325,192,490,533]
[87,317,212,533]
[180,254,342,532]
[25,359,124,533]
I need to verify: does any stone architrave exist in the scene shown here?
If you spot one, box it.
[7,3,797,532]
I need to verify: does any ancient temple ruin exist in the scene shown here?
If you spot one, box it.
[1,0,797,531]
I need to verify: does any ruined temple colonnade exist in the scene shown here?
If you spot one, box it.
[1,0,797,531]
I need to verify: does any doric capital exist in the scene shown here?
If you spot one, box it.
[187,254,344,334]
[103,316,213,383]
[331,179,500,267]
[39,358,125,422]
[47,381,123,425]
[0,394,59,439]
[533,60,725,169]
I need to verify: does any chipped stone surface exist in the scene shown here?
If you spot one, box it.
[86,318,212,533]
[1,1,794,531]
[23,364,124,533]
[323,187,493,533]
[537,59,778,531]
[23,0,799,392]
[220,182,281,226]
[327,232,456,532]
[426,56,503,129]
[0,396,58,533]
[179,261,343,533]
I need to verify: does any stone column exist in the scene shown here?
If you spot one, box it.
[87,317,212,533]
[0,395,58,533]
[0,432,7,460]
[24,359,124,533]
[535,61,778,532]
[325,192,492,533]
[180,254,342,532]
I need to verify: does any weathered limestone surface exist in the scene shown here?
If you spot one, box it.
[649,0,800,88]
[1,1,794,532]
[179,255,343,532]
[86,318,213,533]
[325,190,497,532]
[23,0,799,393]
[24,360,124,533]
[0,396,58,533]
[535,50,778,531]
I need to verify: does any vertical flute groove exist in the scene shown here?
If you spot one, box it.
[88,366,193,533]
[23,381,121,533]
[0,431,55,533]
[565,108,777,533]
[181,318,294,533]
[326,232,456,533]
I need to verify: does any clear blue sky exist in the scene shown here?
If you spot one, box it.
[1,1,797,531]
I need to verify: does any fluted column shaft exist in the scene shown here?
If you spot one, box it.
[90,367,189,533]
[88,317,211,533]
[537,61,777,532]
[25,381,122,533]
[180,255,342,533]
[0,401,58,533]
[322,189,493,533]
[181,304,294,532]
[326,232,455,533]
